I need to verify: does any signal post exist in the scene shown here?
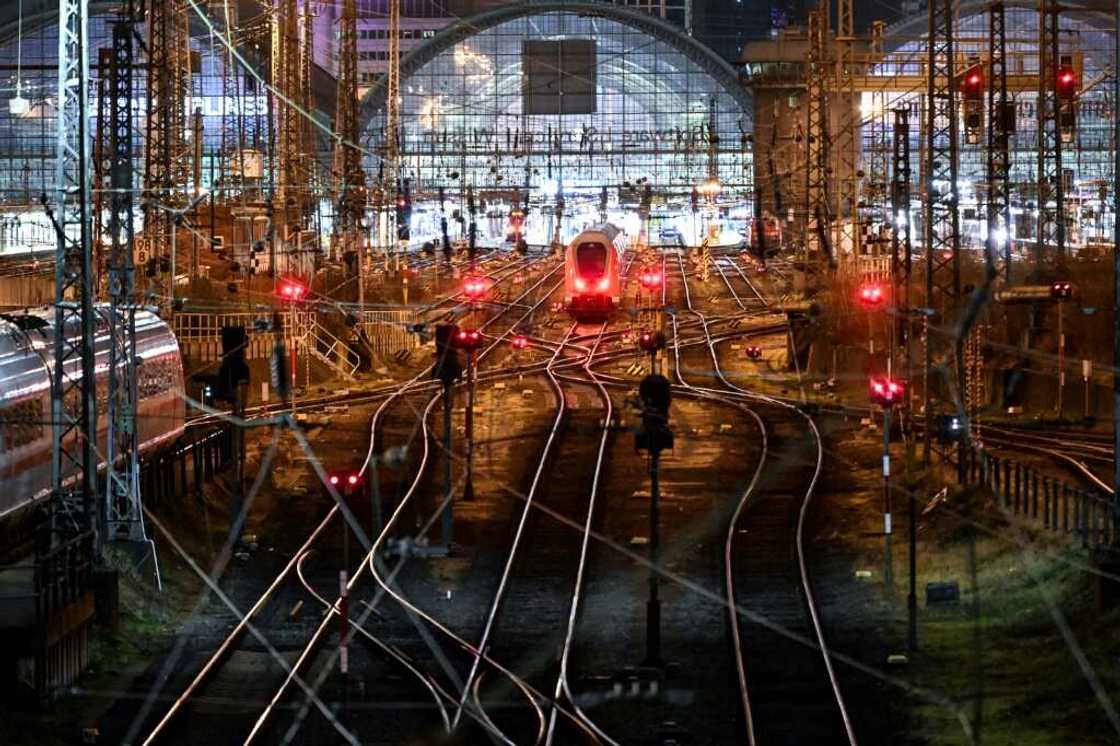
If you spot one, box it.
[432,324,463,551]
[636,373,673,667]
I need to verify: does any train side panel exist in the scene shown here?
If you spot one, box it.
[0,308,186,520]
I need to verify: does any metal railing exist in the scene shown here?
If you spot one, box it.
[961,445,1117,549]
[171,310,314,340]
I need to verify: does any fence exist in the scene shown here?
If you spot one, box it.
[359,309,420,355]
[141,425,233,505]
[960,445,1118,548]
[173,310,419,365]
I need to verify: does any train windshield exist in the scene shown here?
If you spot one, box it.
[575,242,608,278]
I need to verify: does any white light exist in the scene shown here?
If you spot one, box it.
[8,96,28,116]
[622,211,641,236]
[539,179,559,198]
[991,227,1008,247]
[895,211,908,228]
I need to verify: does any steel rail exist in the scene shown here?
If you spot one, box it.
[451,324,575,739]
[245,269,569,744]
[675,252,859,746]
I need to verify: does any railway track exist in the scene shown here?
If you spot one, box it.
[132,258,566,746]
[673,252,857,745]
[134,244,865,745]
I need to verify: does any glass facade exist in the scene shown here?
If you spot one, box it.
[362,8,754,242]
[864,7,1115,248]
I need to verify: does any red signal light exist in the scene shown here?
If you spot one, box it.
[638,268,663,290]
[961,65,984,100]
[1050,281,1074,299]
[454,328,483,350]
[745,345,762,360]
[1056,65,1079,102]
[462,276,489,300]
[869,376,905,407]
[347,474,359,486]
[857,283,885,307]
[279,279,308,301]
[329,475,340,485]
[511,334,529,350]
[638,330,665,353]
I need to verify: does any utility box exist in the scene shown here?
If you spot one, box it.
[926,581,960,605]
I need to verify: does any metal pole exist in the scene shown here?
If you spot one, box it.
[369,457,382,540]
[358,230,365,309]
[442,382,453,548]
[884,406,894,588]
[1057,299,1065,417]
[464,349,476,501]
[1113,0,1120,525]
[169,214,176,318]
[908,446,918,650]
[645,450,661,666]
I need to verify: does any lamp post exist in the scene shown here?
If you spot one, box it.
[433,324,463,550]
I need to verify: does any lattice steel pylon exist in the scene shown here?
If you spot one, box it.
[1036,0,1065,267]
[276,0,304,269]
[300,1,317,231]
[923,0,964,463]
[891,107,913,379]
[333,0,366,261]
[835,0,860,259]
[94,47,112,294]
[386,0,403,268]
[104,19,150,549]
[987,1,1012,282]
[804,6,829,263]
[217,0,246,201]
[52,0,99,544]
[142,0,190,298]
[866,21,889,233]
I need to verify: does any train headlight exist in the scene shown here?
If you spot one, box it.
[597,277,610,292]
[575,277,587,292]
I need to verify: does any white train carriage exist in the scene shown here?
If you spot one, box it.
[564,223,626,322]
[0,307,185,519]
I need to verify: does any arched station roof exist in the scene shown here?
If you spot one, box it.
[882,0,1115,56]
[358,0,753,129]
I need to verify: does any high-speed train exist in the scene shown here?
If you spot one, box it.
[0,307,185,520]
[564,223,627,322]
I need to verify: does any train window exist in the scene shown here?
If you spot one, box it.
[575,242,608,277]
